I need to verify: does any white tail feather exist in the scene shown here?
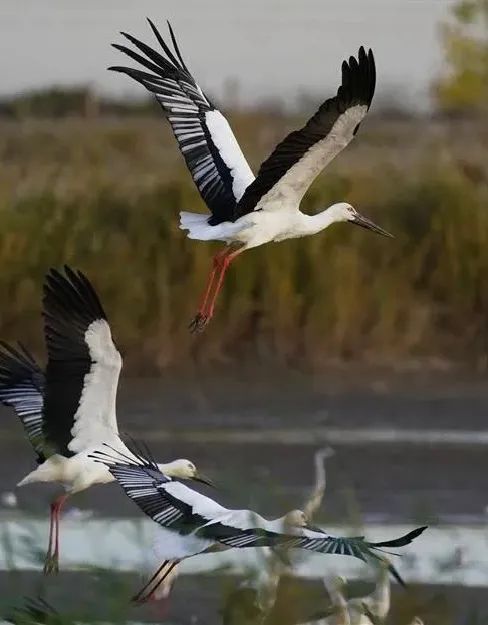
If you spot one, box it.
[179,211,246,242]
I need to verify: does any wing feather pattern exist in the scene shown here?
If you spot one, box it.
[234,47,376,219]
[95,444,426,584]
[0,342,46,462]
[111,20,254,225]
[43,267,122,455]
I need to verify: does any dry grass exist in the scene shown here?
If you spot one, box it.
[0,115,487,371]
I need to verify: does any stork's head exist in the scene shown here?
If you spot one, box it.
[330,202,393,237]
[159,459,215,486]
[284,509,308,528]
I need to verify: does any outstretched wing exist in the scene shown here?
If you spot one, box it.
[43,266,122,456]
[0,342,46,462]
[210,525,370,558]
[111,20,254,225]
[211,525,424,586]
[91,443,227,531]
[94,443,425,586]
[234,47,376,219]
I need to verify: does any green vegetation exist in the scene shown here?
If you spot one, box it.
[0,116,487,372]
[434,0,488,113]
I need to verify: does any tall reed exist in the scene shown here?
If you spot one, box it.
[0,117,487,371]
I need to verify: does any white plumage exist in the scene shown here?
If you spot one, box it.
[93,445,427,603]
[203,109,255,200]
[0,267,208,574]
[112,20,392,331]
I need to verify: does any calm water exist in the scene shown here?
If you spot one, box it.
[0,376,487,623]
[1,375,488,521]
[0,518,485,586]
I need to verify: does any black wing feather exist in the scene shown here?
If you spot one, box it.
[111,21,253,224]
[94,442,425,587]
[42,266,108,457]
[233,47,376,219]
[90,445,208,535]
[0,342,47,462]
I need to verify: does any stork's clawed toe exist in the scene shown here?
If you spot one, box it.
[43,554,59,575]
[189,313,209,333]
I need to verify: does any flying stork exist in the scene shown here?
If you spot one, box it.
[111,20,392,332]
[0,267,210,574]
[92,444,427,603]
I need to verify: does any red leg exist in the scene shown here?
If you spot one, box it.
[205,248,242,320]
[43,503,56,572]
[196,248,228,315]
[132,560,179,604]
[53,494,68,562]
[44,494,68,575]
[189,247,243,333]
[152,560,178,604]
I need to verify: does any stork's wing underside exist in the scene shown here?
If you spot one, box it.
[111,20,254,225]
[93,443,226,530]
[0,342,46,462]
[234,47,375,219]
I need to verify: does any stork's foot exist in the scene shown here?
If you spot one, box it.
[189,312,210,334]
[43,553,59,575]
[131,588,157,605]
[132,590,171,622]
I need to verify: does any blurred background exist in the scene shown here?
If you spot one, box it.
[0,0,487,623]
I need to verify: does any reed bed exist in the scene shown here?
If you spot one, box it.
[0,115,487,372]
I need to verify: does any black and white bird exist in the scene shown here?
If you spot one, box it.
[92,444,427,603]
[111,20,392,332]
[0,267,210,574]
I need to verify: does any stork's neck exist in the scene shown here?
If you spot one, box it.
[273,514,290,532]
[323,579,348,609]
[300,206,341,235]
[369,568,390,618]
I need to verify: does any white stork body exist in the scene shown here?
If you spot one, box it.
[94,447,427,603]
[112,20,392,331]
[0,268,206,574]
[17,446,189,495]
[180,205,352,248]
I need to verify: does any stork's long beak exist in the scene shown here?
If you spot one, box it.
[351,213,393,238]
[192,472,216,488]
